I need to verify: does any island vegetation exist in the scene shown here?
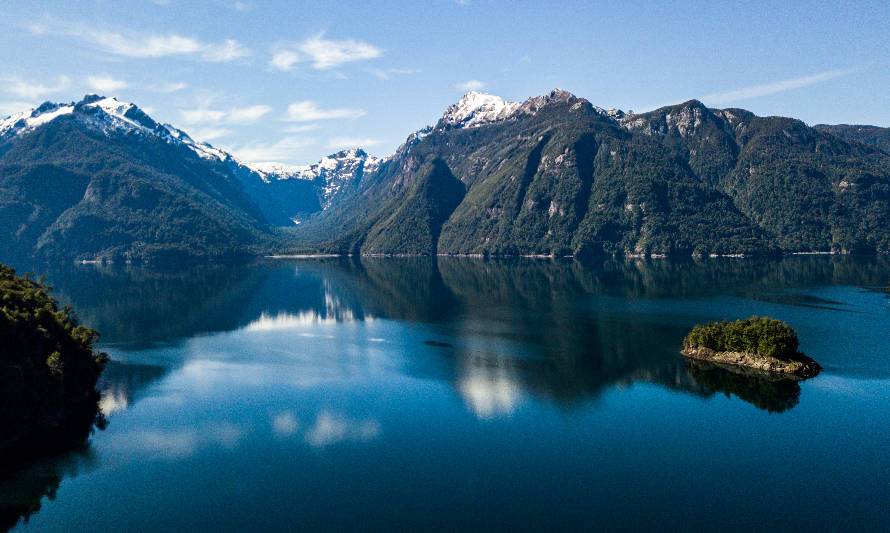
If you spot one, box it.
[682,316,821,378]
[0,263,107,471]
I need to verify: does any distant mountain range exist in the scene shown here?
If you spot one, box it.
[1,90,888,264]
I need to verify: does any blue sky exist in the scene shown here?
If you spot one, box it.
[1,0,888,164]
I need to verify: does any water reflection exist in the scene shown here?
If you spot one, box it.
[37,255,890,422]
[2,255,889,531]
[686,360,801,413]
[0,449,95,532]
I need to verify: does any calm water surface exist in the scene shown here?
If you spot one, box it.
[2,257,889,531]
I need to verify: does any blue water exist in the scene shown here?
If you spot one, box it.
[3,257,889,531]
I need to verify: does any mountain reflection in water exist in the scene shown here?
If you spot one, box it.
[39,255,889,416]
[2,255,889,531]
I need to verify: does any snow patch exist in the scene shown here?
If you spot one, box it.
[440,91,522,129]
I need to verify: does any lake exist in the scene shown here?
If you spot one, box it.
[2,257,889,531]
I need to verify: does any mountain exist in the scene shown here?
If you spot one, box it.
[0,95,372,264]
[814,124,890,154]
[292,90,890,257]
[3,91,889,263]
[247,148,381,219]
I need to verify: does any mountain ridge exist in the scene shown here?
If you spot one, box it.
[2,89,889,263]
[289,90,890,258]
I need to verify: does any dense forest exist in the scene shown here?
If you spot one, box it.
[292,92,890,258]
[2,91,890,263]
[0,263,107,469]
[683,317,800,360]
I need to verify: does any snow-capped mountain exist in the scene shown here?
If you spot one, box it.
[434,89,629,132]
[0,95,384,225]
[247,148,382,210]
[1,94,233,163]
[438,91,523,129]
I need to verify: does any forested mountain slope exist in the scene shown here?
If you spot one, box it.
[292,90,890,257]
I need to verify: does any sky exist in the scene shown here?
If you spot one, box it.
[1,0,888,165]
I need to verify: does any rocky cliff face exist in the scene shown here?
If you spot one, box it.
[294,90,890,257]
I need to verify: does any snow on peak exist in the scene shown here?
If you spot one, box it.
[247,161,307,179]
[249,148,382,209]
[439,91,522,129]
[0,102,75,137]
[84,95,135,117]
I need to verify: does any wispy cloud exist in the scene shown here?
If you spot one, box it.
[327,137,380,150]
[1,75,71,100]
[699,67,859,105]
[270,49,299,71]
[282,123,320,133]
[201,39,249,62]
[188,128,233,142]
[152,81,189,93]
[270,34,382,72]
[227,136,316,162]
[369,67,418,80]
[180,104,271,125]
[29,20,249,63]
[455,79,486,92]
[0,101,35,117]
[286,101,365,122]
[86,75,128,93]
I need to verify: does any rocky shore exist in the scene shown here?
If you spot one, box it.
[682,346,821,379]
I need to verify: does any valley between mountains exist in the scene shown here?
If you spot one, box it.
[1,89,889,264]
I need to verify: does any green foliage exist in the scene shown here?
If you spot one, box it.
[363,158,465,254]
[815,124,890,155]
[0,263,107,457]
[295,96,890,257]
[0,114,279,264]
[683,316,800,360]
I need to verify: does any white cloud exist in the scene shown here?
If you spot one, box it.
[189,128,232,141]
[181,108,226,124]
[226,104,272,123]
[270,49,300,71]
[699,67,859,105]
[1,75,71,100]
[227,136,316,162]
[153,81,189,93]
[86,75,128,93]
[282,123,320,133]
[455,79,486,92]
[87,30,203,57]
[270,35,381,71]
[29,21,249,63]
[286,100,365,122]
[180,104,271,125]
[327,137,380,150]
[202,39,250,62]
[369,67,418,80]
[0,101,35,117]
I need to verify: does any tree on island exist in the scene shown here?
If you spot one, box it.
[682,316,820,378]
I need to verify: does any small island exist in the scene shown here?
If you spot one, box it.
[682,316,821,379]
[0,264,107,471]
